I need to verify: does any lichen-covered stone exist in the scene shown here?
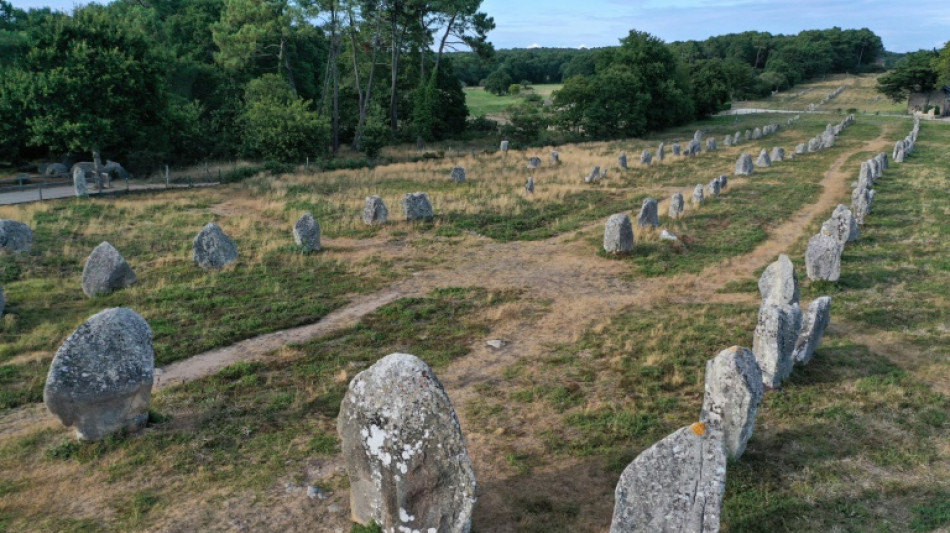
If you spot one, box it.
[701,346,764,460]
[753,303,802,388]
[293,212,321,253]
[754,149,771,168]
[402,192,434,221]
[805,232,841,281]
[604,214,634,253]
[82,242,137,297]
[338,353,476,533]
[362,195,388,226]
[758,254,799,306]
[792,296,832,365]
[44,308,153,440]
[669,193,684,219]
[610,424,726,533]
[0,219,33,253]
[734,153,754,176]
[637,198,659,228]
[691,184,705,206]
[192,222,238,270]
[821,204,859,246]
[450,166,466,182]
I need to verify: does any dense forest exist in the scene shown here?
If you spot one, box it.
[3,0,939,169]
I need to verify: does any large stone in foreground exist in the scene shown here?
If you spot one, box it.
[338,353,476,533]
[792,296,832,365]
[192,222,238,270]
[604,214,634,253]
[293,212,322,253]
[402,192,434,221]
[637,198,659,228]
[82,241,137,297]
[758,254,799,306]
[610,423,726,533]
[362,195,388,225]
[805,232,841,281]
[0,219,33,253]
[753,303,802,388]
[701,346,764,460]
[44,307,154,440]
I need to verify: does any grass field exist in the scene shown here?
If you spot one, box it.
[734,73,907,115]
[464,84,562,117]
[0,106,947,532]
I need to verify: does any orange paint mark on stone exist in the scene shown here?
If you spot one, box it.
[691,422,706,436]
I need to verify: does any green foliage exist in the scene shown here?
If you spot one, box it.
[876,50,940,102]
[934,40,950,86]
[241,74,328,162]
[484,69,512,95]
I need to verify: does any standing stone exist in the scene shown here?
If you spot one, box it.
[753,303,802,388]
[402,192,434,221]
[362,196,389,226]
[744,129,752,141]
[44,307,154,441]
[338,353,476,533]
[792,297,832,365]
[637,198,659,228]
[585,166,601,183]
[551,151,560,165]
[733,132,742,145]
[706,178,721,197]
[450,166,466,183]
[0,220,33,253]
[805,232,842,282]
[691,184,705,206]
[527,157,541,169]
[618,152,628,169]
[73,166,88,197]
[640,151,652,165]
[894,146,905,163]
[610,423,726,533]
[723,136,733,147]
[734,153,754,176]
[700,346,764,460]
[687,140,701,156]
[657,143,665,162]
[820,132,835,149]
[81,242,137,297]
[892,141,903,161]
[716,174,728,189]
[500,140,509,153]
[851,187,870,225]
[668,193,685,219]
[794,143,807,155]
[770,147,785,162]
[752,127,762,140]
[44,163,69,176]
[705,138,717,152]
[671,143,681,156]
[192,222,238,270]
[821,204,859,245]
[807,138,821,152]
[693,130,703,143]
[758,254,799,306]
[754,149,771,168]
[293,213,322,253]
[525,176,534,194]
[604,214,634,253]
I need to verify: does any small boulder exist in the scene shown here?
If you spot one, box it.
[44,163,69,176]
[293,213,322,253]
[805,232,842,282]
[610,423,726,533]
[402,192,434,221]
[716,174,728,189]
[192,222,238,270]
[792,296,832,365]
[660,229,678,241]
[701,346,764,460]
[0,220,33,253]
[618,153,628,169]
[551,151,560,164]
[362,195,389,226]
[637,198,659,228]
[450,166,466,183]
[338,353,476,533]
[585,166,601,183]
[794,143,807,155]
[706,178,721,197]
[527,157,541,169]
[604,214,634,254]
[671,143,681,156]
[44,308,154,440]
[705,138,717,152]
[81,242,137,297]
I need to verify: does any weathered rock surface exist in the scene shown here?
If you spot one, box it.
[338,353,476,533]
[81,242,137,297]
[691,184,705,206]
[0,219,33,253]
[753,303,802,388]
[610,423,726,533]
[754,149,771,168]
[669,193,684,219]
[73,166,88,196]
[44,307,154,440]
[618,153,628,169]
[770,147,785,162]
[450,166,466,182]
[805,232,841,281]
[705,138,717,152]
[701,346,764,460]
[792,297,832,365]
[402,192,434,221]
[794,143,807,155]
[821,204,859,246]
[585,166,601,183]
[758,254,799,306]
[640,151,652,165]
[672,143,681,156]
[706,178,721,197]
[637,198,659,228]
[734,153,754,176]
[604,214,634,253]
[192,222,238,269]
[362,196,388,226]
[293,212,321,252]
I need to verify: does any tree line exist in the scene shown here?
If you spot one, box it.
[876,44,950,106]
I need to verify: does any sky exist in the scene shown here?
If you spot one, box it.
[12,0,950,53]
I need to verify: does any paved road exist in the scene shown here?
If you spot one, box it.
[0,182,218,205]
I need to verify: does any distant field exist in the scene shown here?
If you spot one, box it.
[465,84,562,117]
[734,73,906,115]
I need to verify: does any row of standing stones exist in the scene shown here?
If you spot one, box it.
[28,113,901,531]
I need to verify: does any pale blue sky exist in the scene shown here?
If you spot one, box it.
[12,0,949,52]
